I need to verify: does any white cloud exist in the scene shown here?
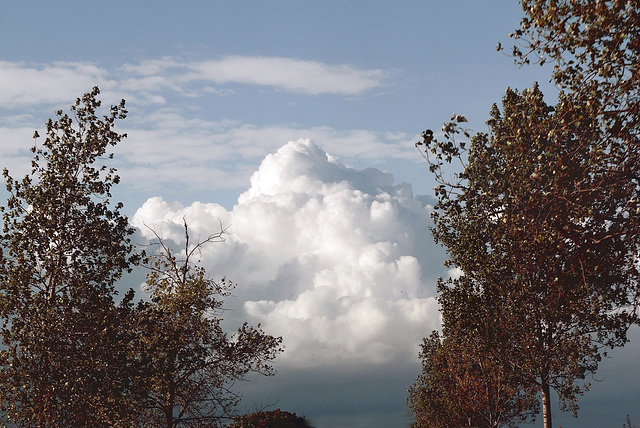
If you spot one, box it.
[2,108,418,196]
[447,267,464,279]
[0,58,400,194]
[117,56,388,97]
[120,57,182,77]
[132,139,445,369]
[187,56,388,95]
[0,125,43,179]
[0,56,387,112]
[99,114,419,194]
[0,61,116,109]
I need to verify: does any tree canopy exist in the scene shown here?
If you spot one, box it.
[0,87,140,426]
[408,330,538,428]
[229,409,314,428]
[511,0,640,179]
[412,2,640,426]
[414,84,640,428]
[136,223,283,427]
[0,87,283,427]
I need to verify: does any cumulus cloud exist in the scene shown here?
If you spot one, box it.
[132,139,445,369]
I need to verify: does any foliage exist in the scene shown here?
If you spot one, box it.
[135,222,284,428]
[228,409,314,428]
[0,88,284,427]
[415,84,640,427]
[415,2,640,427]
[0,87,141,426]
[506,3,640,425]
[510,0,640,210]
[408,331,538,428]
[512,0,639,106]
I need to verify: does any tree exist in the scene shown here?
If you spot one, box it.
[509,0,640,207]
[409,244,545,427]
[229,409,314,428]
[416,84,640,428]
[408,330,538,428]
[510,2,640,311]
[0,88,285,427]
[0,87,141,426]
[136,222,284,427]
[512,0,639,112]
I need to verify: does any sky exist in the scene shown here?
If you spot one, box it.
[1,1,638,427]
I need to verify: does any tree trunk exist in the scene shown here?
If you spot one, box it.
[165,404,173,428]
[541,376,552,428]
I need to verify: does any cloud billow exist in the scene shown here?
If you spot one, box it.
[132,139,442,370]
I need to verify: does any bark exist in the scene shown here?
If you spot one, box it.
[541,376,552,428]
[165,405,173,428]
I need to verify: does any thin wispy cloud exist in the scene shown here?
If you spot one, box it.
[0,56,388,111]
[0,57,398,195]
[120,56,388,96]
[110,120,417,192]
[0,116,419,195]
[0,61,115,109]
[1,112,418,194]
[186,56,388,95]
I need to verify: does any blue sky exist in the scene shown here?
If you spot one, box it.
[1,2,638,427]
